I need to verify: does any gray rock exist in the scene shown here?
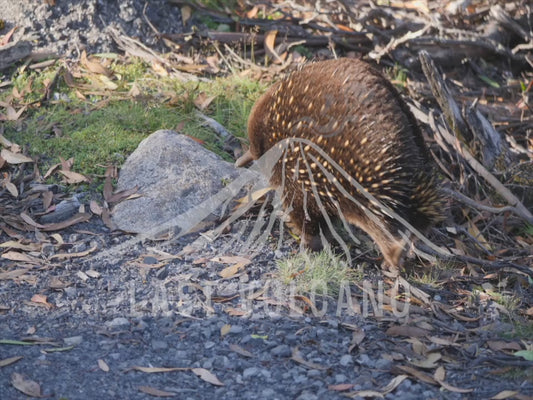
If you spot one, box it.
[113,130,254,234]
[151,339,168,351]
[243,367,260,379]
[271,344,291,357]
[229,325,243,334]
[39,196,81,224]
[339,354,353,366]
[295,391,317,400]
[334,373,347,383]
[356,354,375,368]
[106,317,130,327]
[375,357,392,370]
[261,388,276,397]
[63,336,83,346]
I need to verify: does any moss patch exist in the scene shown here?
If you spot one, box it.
[1,58,266,181]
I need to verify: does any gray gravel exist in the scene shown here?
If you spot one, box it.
[1,218,531,399]
[0,0,183,57]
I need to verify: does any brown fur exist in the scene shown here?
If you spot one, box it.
[244,58,443,266]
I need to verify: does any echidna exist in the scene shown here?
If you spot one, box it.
[236,58,443,267]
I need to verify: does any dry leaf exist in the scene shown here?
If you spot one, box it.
[11,373,42,397]
[49,277,70,290]
[1,251,41,264]
[101,207,115,230]
[234,187,272,209]
[428,336,459,347]
[491,390,519,399]
[98,359,109,372]
[386,325,429,338]
[90,200,103,215]
[393,365,437,385]
[345,390,383,398]
[487,340,522,352]
[228,343,254,358]
[21,212,91,232]
[181,5,192,24]
[347,329,365,354]
[50,233,64,245]
[0,149,33,164]
[44,162,61,179]
[0,134,13,147]
[86,270,101,278]
[220,324,231,336]
[75,89,87,100]
[107,185,139,204]
[130,366,187,373]
[138,385,176,397]
[381,375,408,394]
[409,352,441,369]
[264,30,285,64]
[0,26,17,46]
[0,356,23,368]
[211,255,251,265]
[225,307,247,316]
[31,294,53,308]
[433,366,446,381]
[81,50,112,76]
[291,348,327,370]
[4,181,18,197]
[99,75,118,90]
[152,61,168,77]
[407,337,427,356]
[77,271,89,282]
[0,268,32,281]
[436,378,473,393]
[60,157,74,171]
[0,241,40,252]
[42,191,54,210]
[50,245,98,260]
[191,368,224,386]
[0,105,27,121]
[467,219,492,251]
[58,170,89,184]
[194,92,216,111]
[218,262,247,278]
[390,0,429,12]
[328,383,354,391]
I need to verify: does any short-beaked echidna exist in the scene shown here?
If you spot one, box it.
[237,58,443,267]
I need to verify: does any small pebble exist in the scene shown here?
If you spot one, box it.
[295,391,317,400]
[339,354,353,366]
[271,344,291,357]
[63,336,83,346]
[151,340,168,351]
[243,367,259,379]
[334,373,347,383]
[105,317,129,327]
[229,325,243,334]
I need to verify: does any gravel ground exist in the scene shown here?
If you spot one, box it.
[1,1,532,399]
[0,0,183,57]
[1,217,531,399]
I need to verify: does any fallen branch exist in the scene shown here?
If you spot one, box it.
[418,51,533,224]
